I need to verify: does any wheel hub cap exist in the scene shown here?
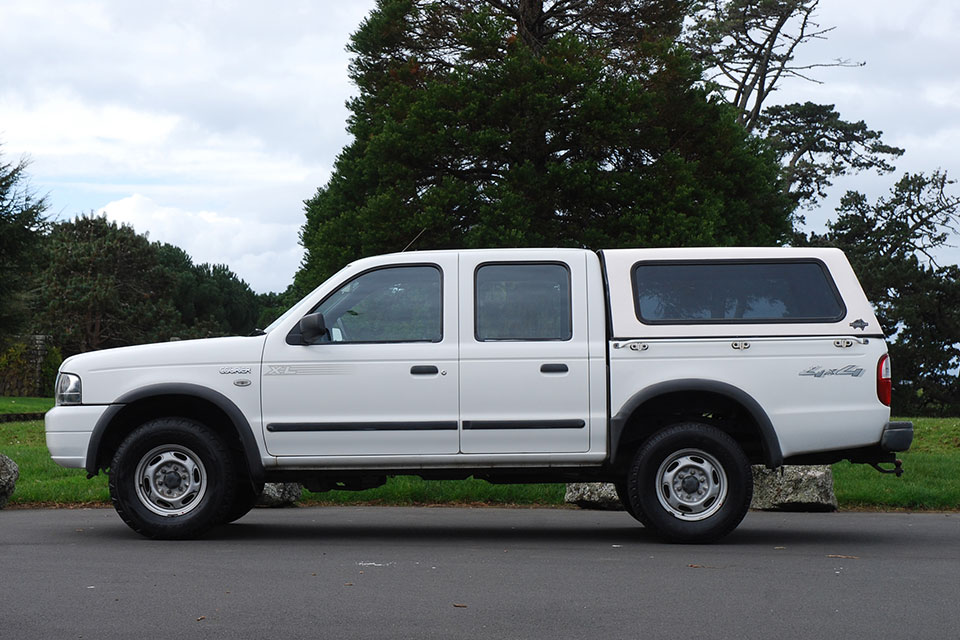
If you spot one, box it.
[134,445,208,517]
[162,470,183,490]
[655,449,728,521]
[681,475,700,494]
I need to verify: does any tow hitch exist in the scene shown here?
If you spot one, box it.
[869,459,904,477]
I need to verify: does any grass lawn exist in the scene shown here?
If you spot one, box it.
[832,417,960,510]
[1,416,957,510]
[0,397,54,415]
[300,476,566,507]
[1,419,109,505]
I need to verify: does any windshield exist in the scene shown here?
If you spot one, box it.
[260,262,355,334]
[261,294,311,333]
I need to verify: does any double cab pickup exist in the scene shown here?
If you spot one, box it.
[46,247,913,542]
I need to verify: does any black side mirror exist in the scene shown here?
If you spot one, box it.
[299,313,328,345]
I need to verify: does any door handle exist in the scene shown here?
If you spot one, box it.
[410,365,439,375]
[540,363,568,373]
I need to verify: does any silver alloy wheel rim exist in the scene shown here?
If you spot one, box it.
[134,444,208,517]
[655,448,727,521]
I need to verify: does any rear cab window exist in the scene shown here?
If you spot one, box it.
[631,260,845,324]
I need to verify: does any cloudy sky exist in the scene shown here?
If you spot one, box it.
[1,1,958,293]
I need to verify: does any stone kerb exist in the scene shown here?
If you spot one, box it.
[256,483,303,507]
[0,453,19,509]
[566,465,837,512]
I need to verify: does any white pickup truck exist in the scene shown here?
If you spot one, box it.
[46,247,912,542]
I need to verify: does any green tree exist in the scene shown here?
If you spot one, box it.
[253,291,289,331]
[810,171,960,415]
[757,102,903,207]
[687,3,903,210]
[35,215,182,354]
[156,243,261,337]
[0,147,47,336]
[687,0,861,133]
[36,216,269,355]
[189,263,260,336]
[296,0,794,291]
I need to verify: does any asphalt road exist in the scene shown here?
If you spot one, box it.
[1,506,957,640]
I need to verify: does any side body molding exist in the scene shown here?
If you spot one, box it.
[85,383,265,483]
[609,378,784,468]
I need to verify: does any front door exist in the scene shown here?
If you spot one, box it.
[261,256,459,457]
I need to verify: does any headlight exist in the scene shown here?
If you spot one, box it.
[55,373,82,406]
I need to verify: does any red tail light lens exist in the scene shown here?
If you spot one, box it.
[877,354,892,406]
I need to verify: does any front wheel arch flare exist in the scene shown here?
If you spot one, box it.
[86,384,264,485]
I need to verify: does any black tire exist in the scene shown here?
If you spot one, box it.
[222,479,264,524]
[614,480,651,526]
[109,417,238,539]
[627,422,752,543]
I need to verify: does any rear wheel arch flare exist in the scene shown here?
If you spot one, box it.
[610,379,783,468]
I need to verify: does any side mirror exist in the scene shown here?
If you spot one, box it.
[299,313,328,345]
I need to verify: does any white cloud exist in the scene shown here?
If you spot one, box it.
[0,0,370,158]
[761,1,960,233]
[922,83,960,111]
[0,0,374,293]
[99,194,304,293]
[0,93,179,161]
[3,0,960,285]
[897,128,960,159]
[0,92,325,188]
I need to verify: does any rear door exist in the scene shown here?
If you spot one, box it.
[458,250,592,454]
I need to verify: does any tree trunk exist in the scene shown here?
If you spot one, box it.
[517,0,546,53]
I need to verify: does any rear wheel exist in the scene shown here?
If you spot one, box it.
[109,417,238,539]
[627,422,752,543]
[614,481,650,526]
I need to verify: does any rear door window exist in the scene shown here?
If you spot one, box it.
[475,263,572,340]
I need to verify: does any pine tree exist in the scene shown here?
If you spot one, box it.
[295,0,794,291]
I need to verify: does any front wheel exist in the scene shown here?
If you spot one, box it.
[222,479,264,524]
[627,423,752,543]
[109,417,238,539]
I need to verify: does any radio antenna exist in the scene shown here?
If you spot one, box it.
[401,227,427,252]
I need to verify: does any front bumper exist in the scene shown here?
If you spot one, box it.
[44,405,110,468]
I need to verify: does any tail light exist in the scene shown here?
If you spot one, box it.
[877,354,892,406]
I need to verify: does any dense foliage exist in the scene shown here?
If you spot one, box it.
[295,0,794,291]
[288,0,960,416]
[0,341,61,397]
[0,147,47,337]
[33,215,271,357]
[809,172,960,415]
